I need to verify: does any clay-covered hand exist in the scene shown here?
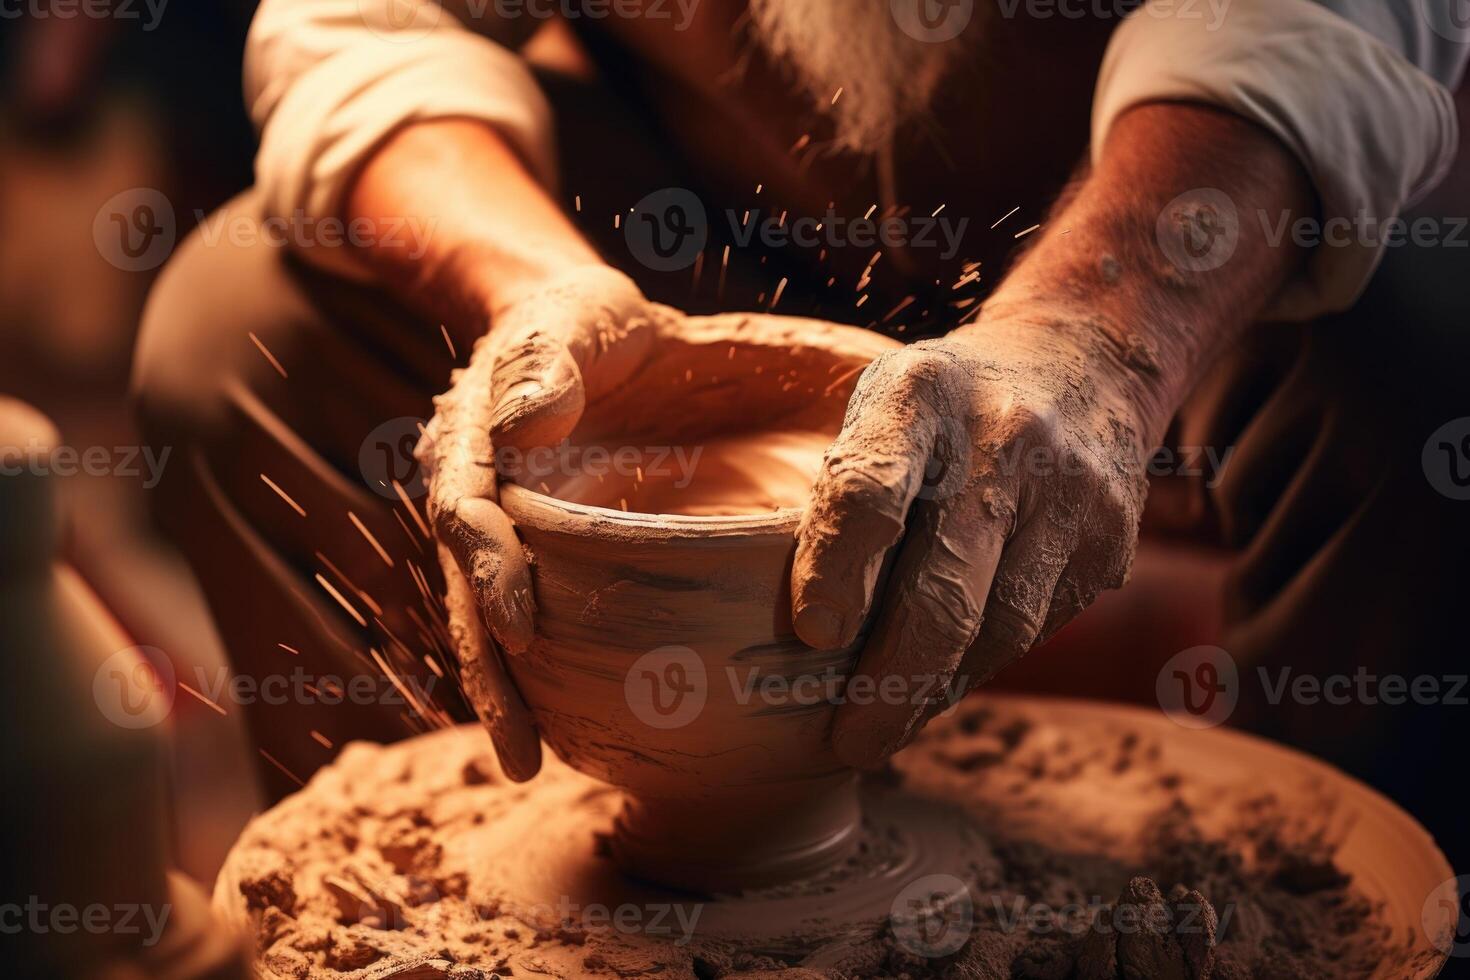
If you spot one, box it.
[793,317,1155,768]
[419,266,656,782]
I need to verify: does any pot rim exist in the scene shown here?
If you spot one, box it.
[499,482,803,542]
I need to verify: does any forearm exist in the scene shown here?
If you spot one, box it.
[345,119,602,341]
[975,102,1315,444]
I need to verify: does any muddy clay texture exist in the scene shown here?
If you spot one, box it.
[217,699,1427,980]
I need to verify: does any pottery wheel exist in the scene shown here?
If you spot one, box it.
[215,696,1453,979]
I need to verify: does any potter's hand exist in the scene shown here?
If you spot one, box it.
[793,318,1152,767]
[420,266,656,781]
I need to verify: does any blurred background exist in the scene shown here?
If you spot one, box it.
[1,0,261,885]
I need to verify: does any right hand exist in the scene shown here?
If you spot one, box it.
[419,265,657,781]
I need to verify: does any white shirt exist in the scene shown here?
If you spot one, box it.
[243,0,1466,320]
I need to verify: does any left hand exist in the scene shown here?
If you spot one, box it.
[792,315,1156,767]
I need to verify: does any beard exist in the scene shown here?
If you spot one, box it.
[746,0,970,154]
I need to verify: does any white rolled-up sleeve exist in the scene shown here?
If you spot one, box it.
[1092,0,1467,320]
[244,0,556,275]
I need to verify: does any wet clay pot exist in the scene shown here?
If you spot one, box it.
[498,314,901,893]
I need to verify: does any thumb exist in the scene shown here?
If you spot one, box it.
[488,267,654,451]
[489,329,586,452]
[437,544,541,782]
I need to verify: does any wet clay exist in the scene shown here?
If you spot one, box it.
[481,317,903,893]
[217,697,1444,980]
[521,429,833,517]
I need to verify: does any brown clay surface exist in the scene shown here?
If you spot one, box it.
[216,696,1448,979]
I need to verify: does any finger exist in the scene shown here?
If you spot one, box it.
[830,488,1008,769]
[1037,491,1138,644]
[417,339,535,652]
[489,327,587,451]
[488,270,654,451]
[437,544,542,782]
[436,496,536,655]
[954,513,1072,693]
[422,340,500,505]
[792,349,946,649]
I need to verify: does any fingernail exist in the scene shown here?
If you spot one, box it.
[795,601,847,650]
[492,381,544,427]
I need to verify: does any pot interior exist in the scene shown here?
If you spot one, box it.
[499,316,898,519]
